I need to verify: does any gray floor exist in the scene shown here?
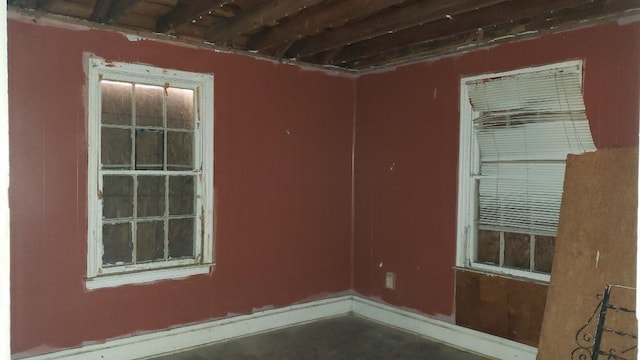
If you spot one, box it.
[152,315,489,360]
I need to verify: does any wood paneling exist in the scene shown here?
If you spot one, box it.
[455,269,548,346]
[354,20,639,323]
[9,17,354,356]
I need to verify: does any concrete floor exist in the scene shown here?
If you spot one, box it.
[152,315,490,360]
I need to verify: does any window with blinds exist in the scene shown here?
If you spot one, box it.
[457,60,596,281]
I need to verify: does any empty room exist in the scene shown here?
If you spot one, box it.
[5,0,640,359]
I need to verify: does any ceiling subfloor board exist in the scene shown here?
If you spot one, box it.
[35,0,46,10]
[156,0,227,33]
[285,0,509,59]
[247,0,409,53]
[205,0,328,45]
[102,0,138,23]
[331,0,598,65]
[90,0,114,22]
[7,0,640,71]
[348,0,640,70]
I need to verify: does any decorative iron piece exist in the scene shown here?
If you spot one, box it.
[572,285,637,360]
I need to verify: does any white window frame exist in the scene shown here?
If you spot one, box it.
[86,58,215,289]
[456,60,589,282]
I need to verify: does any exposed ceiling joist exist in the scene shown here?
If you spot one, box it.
[99,0,137,24]
[347,0,639,69]
[330,0,595,65]
[90,0,113,22]
[7,0,640,71]
[286,0,508,59]
[247,0,409,54]
[205,0,327,45]
[156,0,227,33]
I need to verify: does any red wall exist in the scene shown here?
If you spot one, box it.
[353,21,640,318]
[10,11,640,357]
[8,16,355,356]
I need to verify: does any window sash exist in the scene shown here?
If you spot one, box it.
[87,58,214,286]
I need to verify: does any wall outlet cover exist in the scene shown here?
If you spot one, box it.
[385,272,396,289]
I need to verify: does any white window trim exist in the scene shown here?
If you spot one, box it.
[456,60,585,283]
[86,58,215,290]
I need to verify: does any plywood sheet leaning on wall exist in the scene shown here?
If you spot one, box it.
[537,148,638,359]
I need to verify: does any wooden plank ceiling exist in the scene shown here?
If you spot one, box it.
[8,0,640,71]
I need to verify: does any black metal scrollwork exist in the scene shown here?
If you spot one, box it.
[571,285,637,360]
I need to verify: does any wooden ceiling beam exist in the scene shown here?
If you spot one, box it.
[346,0,640,70]
[156,0,228,33]
[286,0,508,59]
[101,0,138,23]
[345,21,527,69]
[205,0,327,46]
[36,0,51,10]
[15,0,37,9]
[14,0,51,10]
[331,0,594,65]
[90,0,114,23]
[247,0,408,53]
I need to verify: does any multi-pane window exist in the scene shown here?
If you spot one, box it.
[86,59,214,289]
[456,60,595,281]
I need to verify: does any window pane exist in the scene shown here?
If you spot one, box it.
[167,131,193,170]
[101,81,132,126]
[136,221,165,262]
[503,232,530,270]
[103,175,133,219]
[135,85,163,127]
[167,87,194,130]
[534,235,555,273]
[136,129,164,170]
[103,222,133,265]
[169,176,194,215]
[137,176,165,217]
[168,218,194,258]
[101,127,131,168]
[477,229,500,265]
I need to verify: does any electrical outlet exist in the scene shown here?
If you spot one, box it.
[385,272,396,289]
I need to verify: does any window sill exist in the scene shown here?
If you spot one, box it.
[85,264,213,290]
[454,264,550,284]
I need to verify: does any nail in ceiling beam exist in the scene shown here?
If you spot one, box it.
[332,0,594,65]
[156,0,228,33]
[205,0,327,46]
[248,0,409,53]
[286,0,509,59]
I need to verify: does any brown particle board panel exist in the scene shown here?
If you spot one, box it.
[537,148,638,359]
[456,269,548,346]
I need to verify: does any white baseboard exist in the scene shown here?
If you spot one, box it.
[17,295,353,360]
[17,295,538,360]
[351,296,538,360]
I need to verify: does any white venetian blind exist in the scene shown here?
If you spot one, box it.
[466,63,596,234]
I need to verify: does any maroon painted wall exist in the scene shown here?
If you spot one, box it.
[8,16,355,356]
[9,10,640,357]
[353,20,640,319]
